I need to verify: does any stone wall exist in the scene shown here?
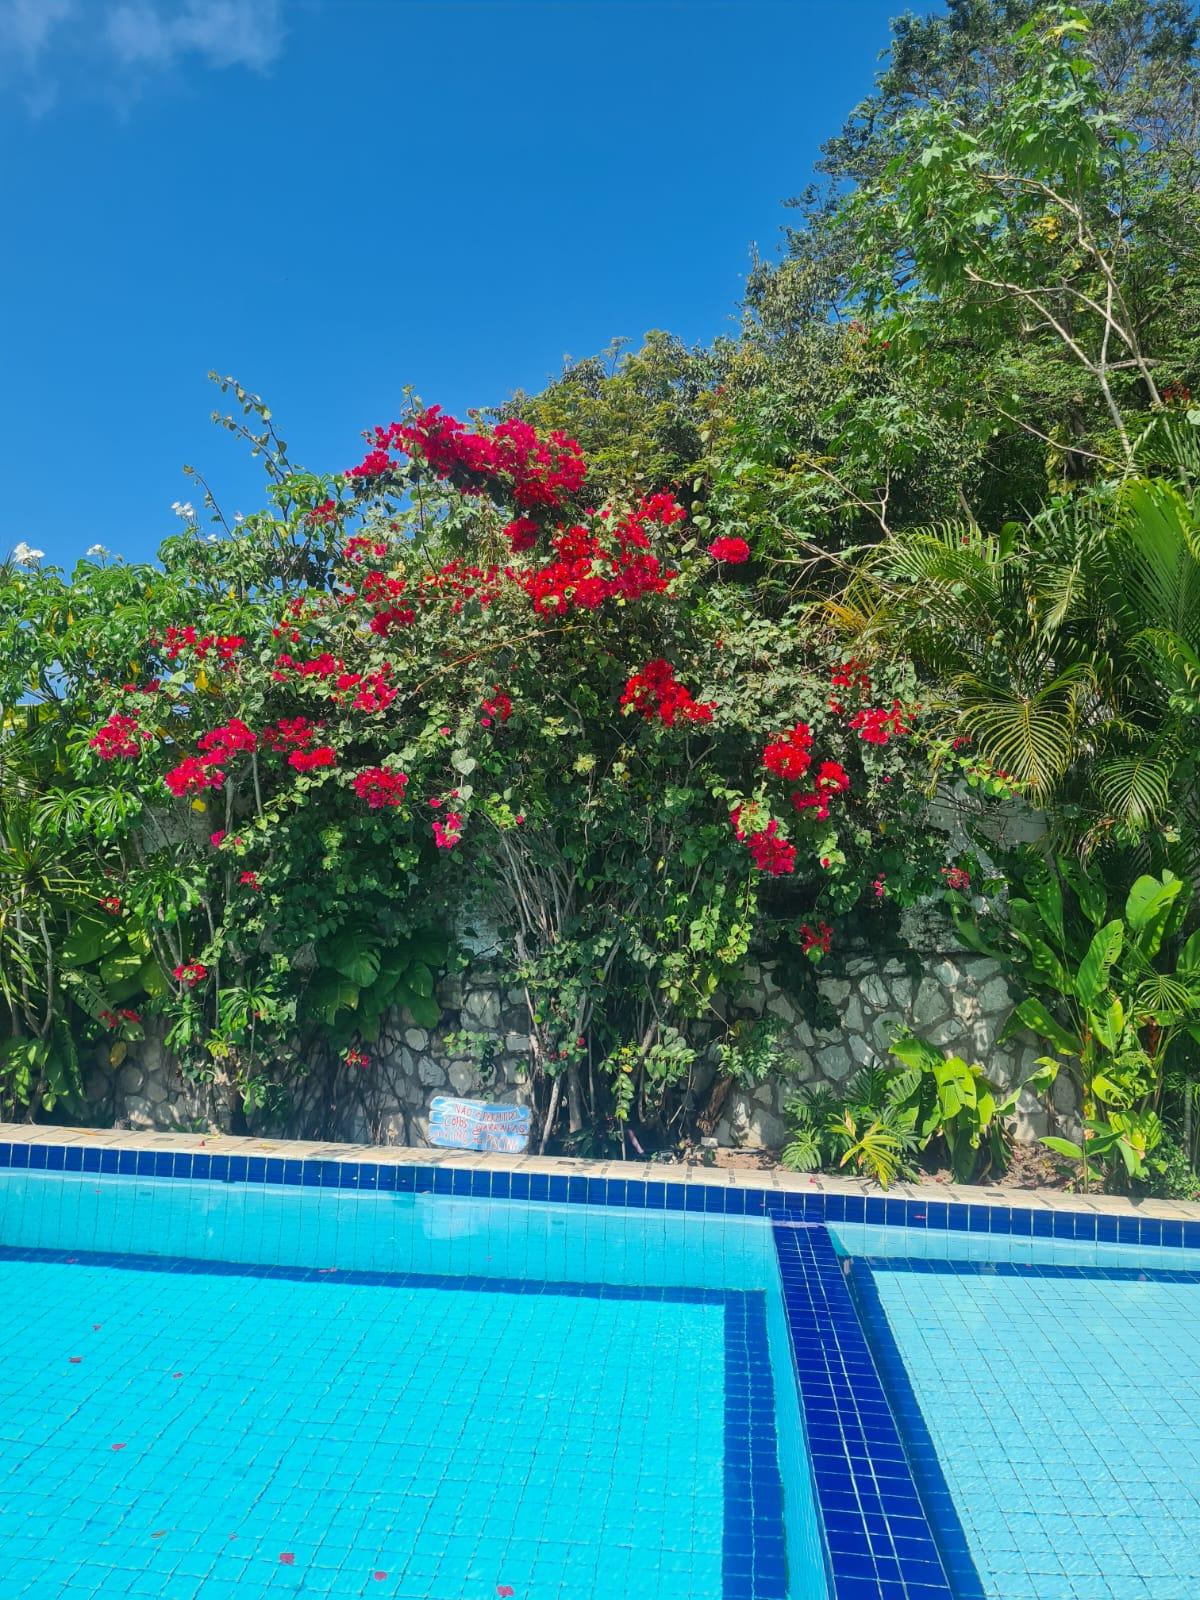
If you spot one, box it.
[85,918,1075,1148]
[710,944,1062,1150]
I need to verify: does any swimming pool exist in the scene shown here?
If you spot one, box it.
[0,1137,1196,1600]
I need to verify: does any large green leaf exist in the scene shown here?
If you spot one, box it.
[1056,856,1107,928]
[1124,873,1182,957]
[319,931,381,989]
[1009,997,1082,1056]
[1074,920,1123,1006]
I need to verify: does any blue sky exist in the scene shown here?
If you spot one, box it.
[0,0,924,567]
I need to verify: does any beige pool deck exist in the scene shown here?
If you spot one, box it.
[3,1121,1199,1221]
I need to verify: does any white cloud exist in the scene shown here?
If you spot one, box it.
[0,0,283,106]
[0,0,76,66]
[105,0,283,72]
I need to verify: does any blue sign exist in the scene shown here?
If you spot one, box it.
[428,1096,532,1153]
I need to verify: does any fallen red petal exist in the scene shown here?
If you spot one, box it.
[374,1574,387,1583]
[497,1587,515,1597]
[279,1552,295,1566]
[111,1443,126,1452]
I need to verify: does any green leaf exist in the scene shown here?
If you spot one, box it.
[1124,873,1182,955]
[1074,920,1123,1006]
[1010,997,1082,1056]
[1041,1135,1084,1160]
[319,932,381,988]
[403,993,440,1029]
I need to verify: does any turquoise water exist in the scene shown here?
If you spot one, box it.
[832,1224,1200,1600]
[0,1174,826,1600]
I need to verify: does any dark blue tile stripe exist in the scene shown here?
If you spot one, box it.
[725,1292,789,1600]
[859,1254,1200,1286]
[846,1262,986,1600]
[772,1223,955,1600]
[3,1141,1197,1251]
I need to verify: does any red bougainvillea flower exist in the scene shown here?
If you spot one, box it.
[831,658,871,692]
[873,875,887,899]
[352,668,397,713]
[353,767,409,809]
[505,518,539,553]
[198,719,257,759]
[942,866,971,891]
[239,871,260,890]
[173,962,208,988]
[621,659,715,727]
[209,831,226,848]
[261,716,319,752]
[799,921,832,955]
[344,1046,369,1069]
[791,760,851,821]
[305,498,339,527]
[164,757,225,797]
[432,812,463,850]
[289,746,336,772]
[348,407,587,512]
[344,534,389,563]
[763,723,813,781]
[706,536,750,564]
[90,712,149,761]
[744,819,797,876]
[481,688,513,725]
[848,700,910,745]
[98,896,122,915]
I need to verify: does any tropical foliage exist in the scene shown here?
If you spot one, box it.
[3,0,1200,1189]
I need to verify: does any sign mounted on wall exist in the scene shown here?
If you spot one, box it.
[427,1096,532,1154]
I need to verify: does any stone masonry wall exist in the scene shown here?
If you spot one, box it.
[85,916,1075,1148]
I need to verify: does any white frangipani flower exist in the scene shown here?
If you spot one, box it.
[233,511,245,525]
[205,534,219,544]
[171,500,196,521]
[11,541,44,566]
[86,543,108,557]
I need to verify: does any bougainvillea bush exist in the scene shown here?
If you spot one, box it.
[1,383,957,1144]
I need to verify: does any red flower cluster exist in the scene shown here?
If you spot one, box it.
[164,756,225,797]
[831,659,872,692]
[799,921,832,954]
[344,1046,369,1069]
[162,626,244,666]
[942,866,971,891]
[271,652,344,682]
[848,701,910,745]
[305,499,339,526]
[707,537,750,564]
[173,962,207,988]
[261,716,320,751]
[353,767,409,809]
[99,1007,141,1028]
[432,811,463,850]
[198,719,257,758]
[240,870,261,889]
[505,518,539,553]
[515,502,679,617]
[480,688,513,726]
[730,808,797,876]
[763,723,813,782]
[98,896,122,915]
[791,760,851,821]
[289,746,336,772]
[621,660,715,727]
[343,534,389,563]
[348,406,587,511]
[90,712,149,761]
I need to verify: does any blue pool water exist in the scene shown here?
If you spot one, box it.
[0,1172,825,1600]
[832,1224,1200,1600]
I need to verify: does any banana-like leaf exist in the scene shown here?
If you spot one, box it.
[1074,920,1123,1006]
